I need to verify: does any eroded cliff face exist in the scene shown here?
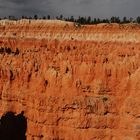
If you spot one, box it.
[0,19,140,140]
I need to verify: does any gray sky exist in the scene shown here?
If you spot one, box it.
[0,0,139,18]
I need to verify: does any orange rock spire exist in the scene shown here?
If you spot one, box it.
[0,20,139,140]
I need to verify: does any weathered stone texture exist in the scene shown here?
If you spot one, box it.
[0,20,140,140]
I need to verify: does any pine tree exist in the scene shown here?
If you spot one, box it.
[87,16,91,24]
[136,17,140,23]
[34,15,38,20]
[47,15,50,19]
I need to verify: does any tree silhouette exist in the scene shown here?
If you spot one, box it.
[1,15,140,24]
[70,16,74,22]
[47,15,51,19]
[122,17,129,23]
[110,17,120,23]
[87,16,91,24]
[136,16,140,23]
[34,14,38,20]
[59,15,63,20]
[8,16,16,20]
[42,16,46,19]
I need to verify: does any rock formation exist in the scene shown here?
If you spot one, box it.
[0,19,139,140]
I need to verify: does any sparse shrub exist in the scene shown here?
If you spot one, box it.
[5,47,12,54]
[0,47,4,54]
[102,96,108,102]
[14,48,20,55]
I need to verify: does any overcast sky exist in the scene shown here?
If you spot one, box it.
[0,0,139,18]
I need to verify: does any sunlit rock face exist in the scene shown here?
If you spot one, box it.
[0,19,140,140]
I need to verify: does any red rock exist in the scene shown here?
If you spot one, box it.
[0,20,139,140]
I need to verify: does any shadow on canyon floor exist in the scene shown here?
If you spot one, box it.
[0,111,27,140]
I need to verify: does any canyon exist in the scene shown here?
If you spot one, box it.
[0,19,140,140]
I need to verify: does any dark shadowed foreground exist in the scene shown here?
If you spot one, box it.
[0,111,27,140]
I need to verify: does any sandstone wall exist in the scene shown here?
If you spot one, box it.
[0,20,140,140]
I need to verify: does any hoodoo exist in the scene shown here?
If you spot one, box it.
[0,20,140,140]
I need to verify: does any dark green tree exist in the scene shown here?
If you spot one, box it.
[42,16,46,19]
[8,16,16,20]
[129,17,133,23]
[110,16,120,23]
[97,18,101,24]
[34,15,38,20]
[21,16,25,19]
[70,16,74,22]
[59,15,63,20]
[47,15,51,19]
[122,17,129,23]
[87,16,91,24]
[136,17,140,23]
[93,18,97,24]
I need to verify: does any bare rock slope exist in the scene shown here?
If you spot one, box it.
[0,19,140,140]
